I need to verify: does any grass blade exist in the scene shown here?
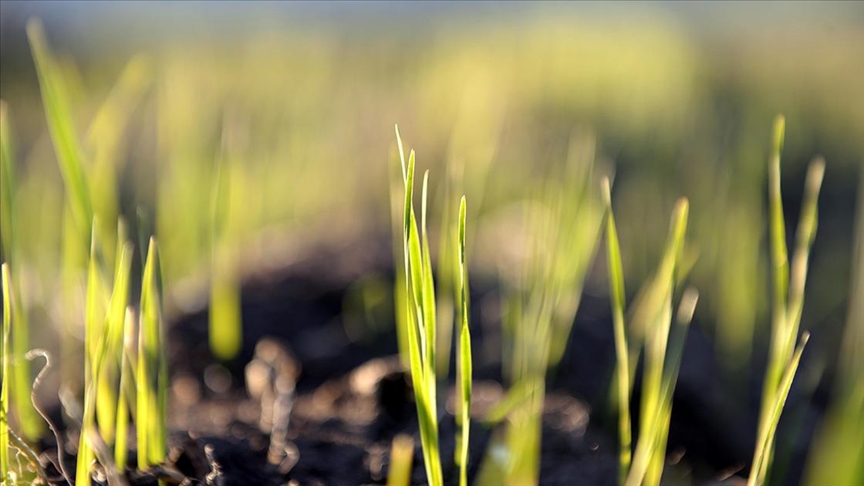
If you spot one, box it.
[456,196,473,486]
[602,178,632,485]
[386,434,415,486]
[138,237,167,468]
[625,198,689,486]
[114,307,135,471]
[753,119,823,486]
[210,148,242,361]
[0,102,15,261]
[1,102,43,441]
[78,225,105,486]
[26,19,93,232]
[1,263,11,483]
[397,131,442,486]
[749,333,810,486]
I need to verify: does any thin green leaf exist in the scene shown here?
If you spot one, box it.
[457,196,472,486]
[602,177,631,485]
[749,333,810,486]
[138,237,166,468]
[0,101,15,259]
[26,19,93,232]
[114,307,135,470]
[1,263,11,483]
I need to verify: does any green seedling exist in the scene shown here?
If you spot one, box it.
[138,238,168,469]
[209,132,243,361]
[78,235,133,486]
[1,102,43,442]
[398,133,443,486]
[456,197,473,486]
[603,176,696,486]
[2,263,12,483]
[27,19,92,233]
[479,133,602,486]
[602,178,631,484]
[395,127,474,486]
[628,199,692,486]
[115,306,136,471]
[390,128,412,369]
[749,116,822,486]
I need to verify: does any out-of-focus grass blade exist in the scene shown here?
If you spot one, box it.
[1,101,43,440]
[114,306,135,471]
[754,117,821,486]
[804,166,864,486]
[645,288,698,486]
[26,19,93,232]
[0,101,15,260]
[78,224,105,486]
[1,263,11,483]
[786,158,825,348]
[138,237,167,468]
[386,434,414,486]
[456,196,473,486]
[768,115,789,334]
[77,237,131,485]
[209,146,242,361]
[87,56,153,263]
[761,117,790,431]
[97,241,133,445]
[602,177,632,485]
[626,198,689,486]
[749,333,810,486]
[482,379,538,426]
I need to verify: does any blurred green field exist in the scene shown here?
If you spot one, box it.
[0,2,862,484]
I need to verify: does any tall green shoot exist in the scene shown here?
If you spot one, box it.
[750,116,823,486]
[602,181,696,486]
[210,136,243,361]
[397,131,443,485]
[1,263,12,484]
[483,133,602,485]
[1,102,43,441]
[27,19,92,233]
[114,306,136,470]
[456,197,472,486]
[602,178,631,484]
[138,237,167,469]
[389,134,411,369]
[77,237,133,485]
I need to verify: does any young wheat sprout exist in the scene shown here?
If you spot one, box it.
[394,126,473,486]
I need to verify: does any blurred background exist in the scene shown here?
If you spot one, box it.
[1,1,862,483]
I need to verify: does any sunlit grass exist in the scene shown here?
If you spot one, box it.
[750,116,824,486]
[396,127,443,486]
[395,127,474,486]
[0,12,858,486]
[456,196,472,486]
[137,237,168,469]
[603,175,697,486]
[602,178,631,484]
[475,132,603,485]
[1,263,12,483]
